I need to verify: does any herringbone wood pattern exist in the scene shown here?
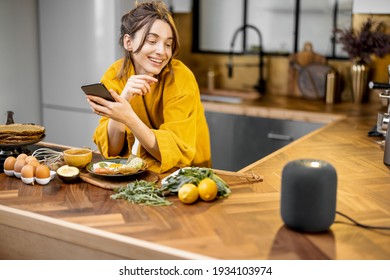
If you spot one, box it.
[0,97,389,259]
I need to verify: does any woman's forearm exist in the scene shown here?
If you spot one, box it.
[107,119,126,156]
[132,122,161,161]
[123,113,161,161]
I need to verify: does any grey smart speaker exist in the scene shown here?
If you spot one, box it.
[280,159,337,233]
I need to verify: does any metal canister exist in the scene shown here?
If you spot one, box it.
[384,128,390,165]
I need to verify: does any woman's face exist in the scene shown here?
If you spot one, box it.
[125,19,173,76]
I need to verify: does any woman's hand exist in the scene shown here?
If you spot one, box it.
[121,75,158,101]
[86,76,160,160]
[86,89,132,123]
[86,75,157,119]
[86,90,133,157]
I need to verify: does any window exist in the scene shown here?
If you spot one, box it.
[192,0,352,58]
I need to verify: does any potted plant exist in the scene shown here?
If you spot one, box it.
[335,18,390,103]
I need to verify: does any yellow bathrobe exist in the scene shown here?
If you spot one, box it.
[93,59,211,173]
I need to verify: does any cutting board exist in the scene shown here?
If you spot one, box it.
[288,42,328,98]
[80,170,159,190]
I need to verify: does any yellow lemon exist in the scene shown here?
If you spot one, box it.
[178,183,199,204]
[198,178,218,201]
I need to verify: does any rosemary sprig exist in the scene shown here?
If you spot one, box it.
[111,180,172,206]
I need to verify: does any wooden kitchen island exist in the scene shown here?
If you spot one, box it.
[0,95,389,260]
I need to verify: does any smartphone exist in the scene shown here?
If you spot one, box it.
[81,83,115,102]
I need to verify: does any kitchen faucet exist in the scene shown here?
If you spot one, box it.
[227,24,266,94]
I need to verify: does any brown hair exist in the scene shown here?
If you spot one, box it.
[117,1,180,81]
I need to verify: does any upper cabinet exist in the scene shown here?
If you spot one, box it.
[192,0,353,58]
[170,0,192,13]
[353,0,390,14]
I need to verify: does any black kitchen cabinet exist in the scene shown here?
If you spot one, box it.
[205,111,323,171]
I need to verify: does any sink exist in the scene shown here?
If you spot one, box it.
[201,95,243,103]
[200,88,260,104]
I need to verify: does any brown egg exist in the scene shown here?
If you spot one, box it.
[16,153,28,161]
[21,164,35,178]
[25,155,37,164]
[36,164,50,179]
[28,160,41,172]
[14,159,27,173]
[4,156,16,170]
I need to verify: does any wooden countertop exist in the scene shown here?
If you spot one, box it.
[201,90,382,123]
[0,95,389,260]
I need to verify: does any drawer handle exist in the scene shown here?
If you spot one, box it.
[267,132,294,141]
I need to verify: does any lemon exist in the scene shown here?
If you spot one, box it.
[178,183,199,204]
[198,178,218,201]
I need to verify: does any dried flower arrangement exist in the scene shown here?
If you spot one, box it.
[335,18,390,64]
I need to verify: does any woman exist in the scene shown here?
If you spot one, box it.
[86,1,211,173]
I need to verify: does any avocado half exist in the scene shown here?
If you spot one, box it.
[57,165,80,183]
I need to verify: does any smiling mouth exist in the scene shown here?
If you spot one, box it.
[149,57,163,65]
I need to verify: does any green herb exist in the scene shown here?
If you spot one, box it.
[162,167,231,198]
[111,180,172,206]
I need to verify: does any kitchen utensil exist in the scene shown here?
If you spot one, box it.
[297,63,332,99]
[288,42,327,98]
[212,168,264,181]
[161,167,264,186]
[80,168,158,190]
[325,70,339,104]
